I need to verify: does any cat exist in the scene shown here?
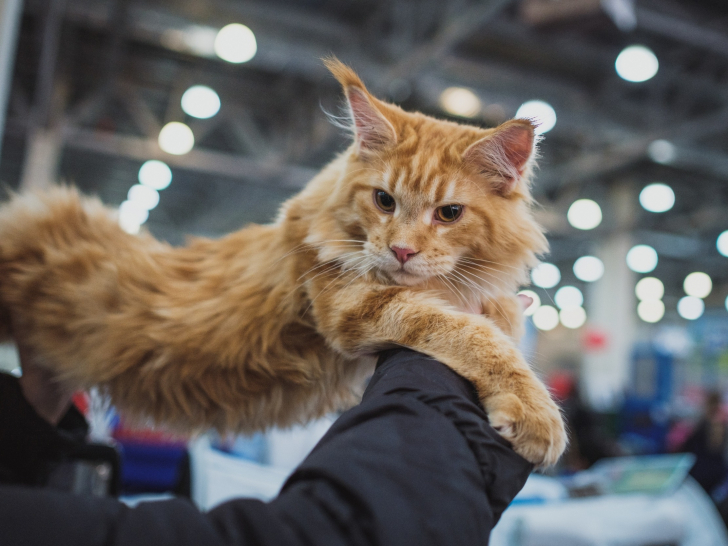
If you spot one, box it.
[0,58,566,467]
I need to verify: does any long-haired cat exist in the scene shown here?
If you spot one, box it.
[0,59,566,467]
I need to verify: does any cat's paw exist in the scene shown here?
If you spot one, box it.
[483,387,567,468]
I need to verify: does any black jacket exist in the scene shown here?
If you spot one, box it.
[0,349,532,546]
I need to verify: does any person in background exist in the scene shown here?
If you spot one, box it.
[681,390,728,495]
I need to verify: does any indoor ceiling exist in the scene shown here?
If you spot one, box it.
[1,0,727,311]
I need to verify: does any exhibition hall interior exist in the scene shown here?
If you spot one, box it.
[1,0,728,543]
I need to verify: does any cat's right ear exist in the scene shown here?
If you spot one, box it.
[324,57,397,153]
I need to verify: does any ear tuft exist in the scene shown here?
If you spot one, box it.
[324,56,396,152]
[324,56,366,89]
[463,120,537,196]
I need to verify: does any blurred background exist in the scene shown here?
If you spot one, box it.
[1,0,728,543]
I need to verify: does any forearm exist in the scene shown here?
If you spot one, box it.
[0,351,532,546]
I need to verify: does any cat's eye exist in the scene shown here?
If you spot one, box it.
[434,204,463,223]
[374,190,396,213]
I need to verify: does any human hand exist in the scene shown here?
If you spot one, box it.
[17,343,73,426]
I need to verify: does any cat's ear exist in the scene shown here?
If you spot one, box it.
[324,57,397,152]
[463,119,537,196]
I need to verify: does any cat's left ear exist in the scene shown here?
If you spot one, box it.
[463,119,537,196]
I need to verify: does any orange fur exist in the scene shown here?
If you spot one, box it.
[0,59,565,466]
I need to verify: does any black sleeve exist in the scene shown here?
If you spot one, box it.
[0,350,532,546]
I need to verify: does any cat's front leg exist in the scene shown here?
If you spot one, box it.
[311,282,566,467]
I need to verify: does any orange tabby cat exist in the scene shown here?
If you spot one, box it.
[0,59,565,467]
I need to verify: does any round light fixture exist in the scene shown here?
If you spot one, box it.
[439,87,481,118]
[684,272,712,299]
[214,23,257,63]
[515,100,556,134]
[567,199,602,230]
[677,296,704,320]
[573,256,604,282]
[647,140,676,164]
[554,286,584,309]
[533,305,559,331]
[639,183,675,213]
[635,277,664,301]
[517,290,541,316]
[626,245,658,273]
[615,45,659,82]
[158,122,194,155]
[531,263,561,289]
[127,184,160,211]
[559,306,587,329]
[138,160,172,190]
[118,200,149,234]
[181,85,221,119]
[717,231,728,257]
[637,300,665,323]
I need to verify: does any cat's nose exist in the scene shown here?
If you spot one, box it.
[391,246,418,264]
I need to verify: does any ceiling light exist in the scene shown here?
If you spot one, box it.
[181,85,221,119]
[127,184,160,211]
[626,245,658,273]
[677,296,704,320]
[138,160,172,190]
[638,300,665,323]
[639,183,675,213]
[567,199,602,230]
[517,290,541,316]
[531,263,561,289]
[159,122,194,155]
[533,305,559,331]
[615,45,659,82]
[725,295,728,313]
[684,272,712,299]
[118,200,149,234]
[717,231,728,257]
[555,286,583,309]
[214,23,257,63]
[635,277,664,301]
[647,140,675,164]
[559,306,586,329]
[439,87,481,118]
[573,256,604,282]
[515,100,556,134]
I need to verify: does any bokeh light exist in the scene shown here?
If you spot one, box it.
[635,277,664,301]
[439,87,481,118]
[637,300,665,323]
[560,306,587,329]
[717,231,728,257]
[138,160,172,190]
[533,305,559,331]
[639,183,674,213]
[214,23,257,63]
[515,100,556,134]
[683,272,712,299]
[128,184,160,211]
[626,245,658,273]
[615,45,659,82]
[158,122,194,155]
[567,199,602,230]
[555,286,584,309]
[573,256,604,282]
[677,296,704,320]
[181,85,221,119]
[531,263,561,289]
